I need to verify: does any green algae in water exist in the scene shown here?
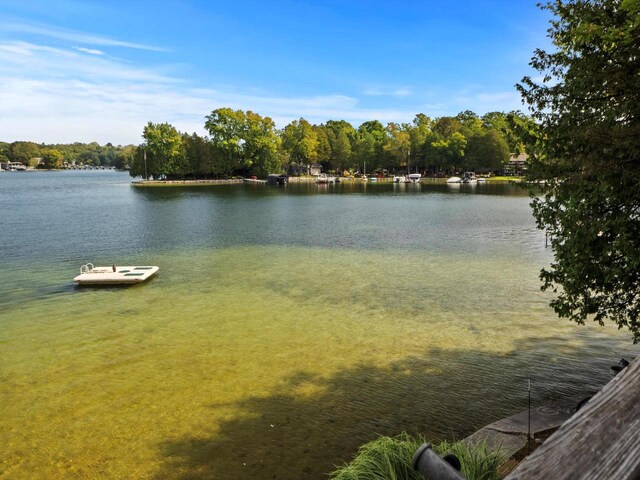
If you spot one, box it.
[0,245,634,479]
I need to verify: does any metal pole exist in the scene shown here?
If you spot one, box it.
[144,150,148,180]
[528,378,532,455]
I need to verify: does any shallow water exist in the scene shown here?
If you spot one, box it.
[0,171,634,479]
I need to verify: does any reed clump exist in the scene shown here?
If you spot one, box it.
[329,432,503,480]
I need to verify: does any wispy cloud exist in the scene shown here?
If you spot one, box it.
[363,86,412,97]
[0,34,525,145]
[0,41,177,83]
[2,21,166,51]
[74,46,105,56]
[452,90,524,113]
[0,38,419,144]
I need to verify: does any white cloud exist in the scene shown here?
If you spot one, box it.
[363,86,412,97]
[0,39,420,144]
[3,21,166,51]
[392,88,412,97]
[0,41,178,83]
[0,36,525,146]
[74,47,105,56]
[450,90,525,114]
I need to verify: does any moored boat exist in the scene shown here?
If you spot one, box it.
[463,172,478,184]
[316,174,329,184]
[447,176,462,183]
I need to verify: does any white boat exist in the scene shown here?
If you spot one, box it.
[393,176,403,183]
[408,173,421,184]
[447,176,462,183]
[463,172,478,184]
[5,162,27,171]
[74,263,159,285]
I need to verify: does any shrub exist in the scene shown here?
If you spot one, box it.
[329,433,503,480]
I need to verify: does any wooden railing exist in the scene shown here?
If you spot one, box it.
[506,355,640,479]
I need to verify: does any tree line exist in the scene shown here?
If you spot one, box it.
[130,109,535,180]
[0,141,136,169]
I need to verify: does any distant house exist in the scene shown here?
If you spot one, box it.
[504,153,528,176]
[309,164,322,176]
[287,163,323,176]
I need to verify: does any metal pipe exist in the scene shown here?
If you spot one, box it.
[412,443,465,480]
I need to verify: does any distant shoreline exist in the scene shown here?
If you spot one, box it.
[131,176,522,187]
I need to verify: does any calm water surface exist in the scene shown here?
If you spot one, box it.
[0,171,634,479]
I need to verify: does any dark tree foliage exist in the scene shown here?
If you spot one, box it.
[518,0,640,341]
[464,129,510,171]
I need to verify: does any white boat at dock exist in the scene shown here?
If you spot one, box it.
[316,174,336,184]
[408,173,421,183]
[3,162,27,171]
[74,264,159,285]
[463,172,478,184]
[447,176,462,183]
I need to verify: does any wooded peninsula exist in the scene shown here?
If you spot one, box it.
[1,109,534,178]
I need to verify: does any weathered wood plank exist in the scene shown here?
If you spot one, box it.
[506,355,640,479]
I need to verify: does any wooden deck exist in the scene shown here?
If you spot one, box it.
[506,355,640,479]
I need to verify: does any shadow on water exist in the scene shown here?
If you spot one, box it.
[154,336,626,479]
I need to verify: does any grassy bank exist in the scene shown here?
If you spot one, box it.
[329,433,503,480]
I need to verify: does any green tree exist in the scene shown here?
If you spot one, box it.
[282,118,319,166]
[313,125,332,167]
[429,131,467,172]
[244,111,281,177]
[482,111,533,155]
[183,133,217,178]
[518,0,640,341]
[464,129,510,171]
[325,120,355,171]
[205,108,247,176]
[383,123,411,172]
[432,116,462,138]
[408,114,432,171]
[10,141,40,165]
[98,143,117,166]
[115,145,136,170]
[455,110,483,138]
[353,120,386,173]
[130,122,185,178]
[42,149,64,169]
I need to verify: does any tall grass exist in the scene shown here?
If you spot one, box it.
[435,440,503,480]
[329,433,503,480]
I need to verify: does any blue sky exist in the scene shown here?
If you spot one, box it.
[0,0,551,145]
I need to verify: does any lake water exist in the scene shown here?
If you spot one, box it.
[0,170,634,479]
